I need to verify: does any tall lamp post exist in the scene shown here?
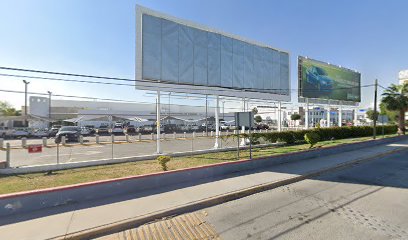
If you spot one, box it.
[23,80,30,127]
[48,91,52,128]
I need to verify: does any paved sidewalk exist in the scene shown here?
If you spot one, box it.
[1,139,407,240]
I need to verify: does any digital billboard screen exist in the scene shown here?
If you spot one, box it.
[298,56,361,102]
[136,5,290,101]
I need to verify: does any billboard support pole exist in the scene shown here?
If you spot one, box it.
[305,99,309,129]
[278,101,282,132]
[156,90,162,154]
[327,100,331,127]
[338,102,343,127]
[214,95,220,149]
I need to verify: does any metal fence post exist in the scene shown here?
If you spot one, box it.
[6,143,10,168]
[56,143,60,165]
[111,134,114,160]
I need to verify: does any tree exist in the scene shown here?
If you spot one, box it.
[381,83,408,134]
[379,102,398,123]
[0,100,21,116]
[252,107,258,114]
[291,113,301,121]
[366,109,379,121]
[254,115,263,123]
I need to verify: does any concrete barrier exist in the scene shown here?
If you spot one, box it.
[42,137,48,147]
[0,135,406,218]
[21,138,27,148]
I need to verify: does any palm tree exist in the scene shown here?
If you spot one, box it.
[381,83,408,134]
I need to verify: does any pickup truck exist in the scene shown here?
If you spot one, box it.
[0,126,13,138]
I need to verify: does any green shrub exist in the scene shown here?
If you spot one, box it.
[304,132,320,148]
[157,155,171,171]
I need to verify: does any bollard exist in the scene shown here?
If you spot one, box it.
[22,137,27,148]
[163,133,166,140]
[6,143,11,168]
[61,136,66,145]
[111,134,115,143]
[79,135,84,144]
[42,137,47,147]
[138,133,142,141]
[96,134,100,144]
[151,133,154,140]
[173,132,176,139]
[210,131,213,137]
[125,134,129,142]
[183,132,186,138]
[0,138,3,149]
[202,131,205,137]
[192,131,196,138]
[226,130,229,135]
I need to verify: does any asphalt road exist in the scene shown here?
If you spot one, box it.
[2,134,239,167]
[199,149,408,240]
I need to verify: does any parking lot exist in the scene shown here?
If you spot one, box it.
[1,132,241,167]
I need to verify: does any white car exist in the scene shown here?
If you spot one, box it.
[111,125,124,135]
[31,129,50,138]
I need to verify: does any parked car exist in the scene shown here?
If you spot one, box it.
[96,126,110,135]
[80,127,92,136]
[55,126,81,143]
[0,126,13,138]
[11,128,31,138]
[124,125,137,135]
[306,66,333,92]
[49,125,62,137]
[111,124,124,135]
[141,125,153,133]
[31,129,50,138]
[256,123,269,130]
[84,125,96,135]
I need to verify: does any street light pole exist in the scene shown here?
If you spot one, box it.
[23,80,30,127]
[48,91,52,128]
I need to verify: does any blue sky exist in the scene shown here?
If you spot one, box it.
[1,0,407,110]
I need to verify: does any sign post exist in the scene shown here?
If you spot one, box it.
[235,112,254,160]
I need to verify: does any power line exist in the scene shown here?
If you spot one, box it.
[0,66,369,93]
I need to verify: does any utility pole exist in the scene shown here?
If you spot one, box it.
[23,80,30,127]
[373,79,378,139]
[48,91,52,128]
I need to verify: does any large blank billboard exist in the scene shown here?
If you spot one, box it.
[298,56,361,102]
[136,5,290,101]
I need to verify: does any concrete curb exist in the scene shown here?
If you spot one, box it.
[63,146,408,240]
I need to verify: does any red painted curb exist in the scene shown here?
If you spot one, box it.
[0,136,402,200]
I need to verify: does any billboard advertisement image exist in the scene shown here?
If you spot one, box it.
[136,5,290,101]
[298,56,361,102]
